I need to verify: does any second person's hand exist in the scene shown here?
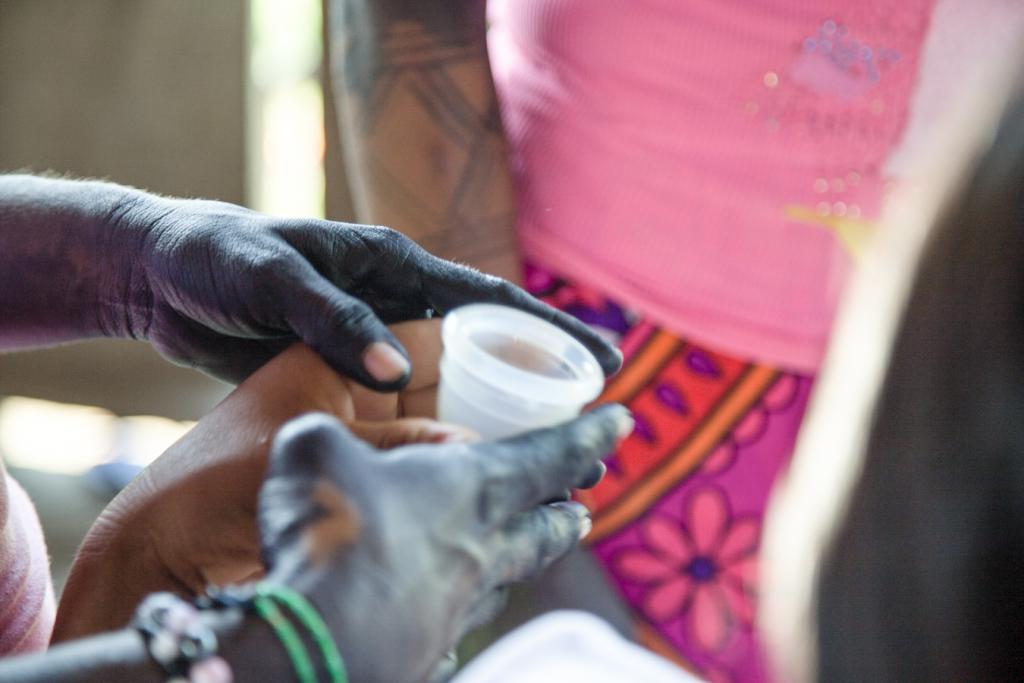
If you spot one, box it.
[259,404,634,683]
[52,328,470,642]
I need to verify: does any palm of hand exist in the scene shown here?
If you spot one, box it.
[53,320,459,641]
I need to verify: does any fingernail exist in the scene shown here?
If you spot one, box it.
[363,342,411,383]
[578,515,593,540]
[616,410,635,439]
[551,501,592,539]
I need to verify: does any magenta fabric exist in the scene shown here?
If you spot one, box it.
[596,377,812,682]
[527,262,812,682]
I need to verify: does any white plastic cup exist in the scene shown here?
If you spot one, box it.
[437,304,605,440]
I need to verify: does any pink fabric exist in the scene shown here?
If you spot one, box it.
[488,0,935,371]
[0,472,56,654]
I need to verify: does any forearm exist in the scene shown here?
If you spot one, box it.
[0,175,152,349]
[53,343,353,642]
[0,608,294,683]
[0,628,162,683]
[327,0,521,278]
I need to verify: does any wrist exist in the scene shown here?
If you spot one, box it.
[0,175,150,346]
[205,607,302,682]
[94,187,168,340]
[209,586,357,683]
[127,598,301,683]
[55,505,171,641]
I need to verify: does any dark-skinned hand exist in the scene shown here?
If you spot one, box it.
[118,193,621,387]
[259,403,632,683]
[55,322,626,663]
[0,176,620,387]
[53,323,468,642]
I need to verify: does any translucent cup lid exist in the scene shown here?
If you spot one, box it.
[441,304,605,406]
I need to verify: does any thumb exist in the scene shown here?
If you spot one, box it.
[279,265,413,391]
[349,418,479,449]
[259,413,370,575]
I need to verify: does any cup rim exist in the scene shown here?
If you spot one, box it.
[440,304,605,406]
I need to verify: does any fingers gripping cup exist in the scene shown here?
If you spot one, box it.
[438,304,605,440]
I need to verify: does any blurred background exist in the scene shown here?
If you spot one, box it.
[0,0,350,592]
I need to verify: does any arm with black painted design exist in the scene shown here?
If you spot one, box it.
[0,174,618,388]
[327,0,522,281]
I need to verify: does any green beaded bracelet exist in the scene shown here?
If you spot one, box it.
[256,584,348,683]
[253,593,319,683]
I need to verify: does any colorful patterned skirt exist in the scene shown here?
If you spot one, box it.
[524,263,813,683]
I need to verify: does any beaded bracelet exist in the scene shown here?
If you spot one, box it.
[252,594,319,683]
[254,584,348,683]
[132,593,232,683]
[202,583,347,683]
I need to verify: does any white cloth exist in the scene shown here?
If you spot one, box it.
[453,611,704,683]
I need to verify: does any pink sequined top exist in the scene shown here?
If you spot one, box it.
[488,0,1024,371]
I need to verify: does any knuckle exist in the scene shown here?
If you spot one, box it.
[366,224,404,243]
[333,297,378,328]
[567,418,614,460]
[474,454,526,521]
[524,513,569,578]
[363,225,417,257]
[532,433,586,481]
[477,472,514,524]
[447,267,513,303]
[307,298,372,343]
[488,275,520,301]
[254,248,300,277]
[247,250,303,297]
[504,431,577,489]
